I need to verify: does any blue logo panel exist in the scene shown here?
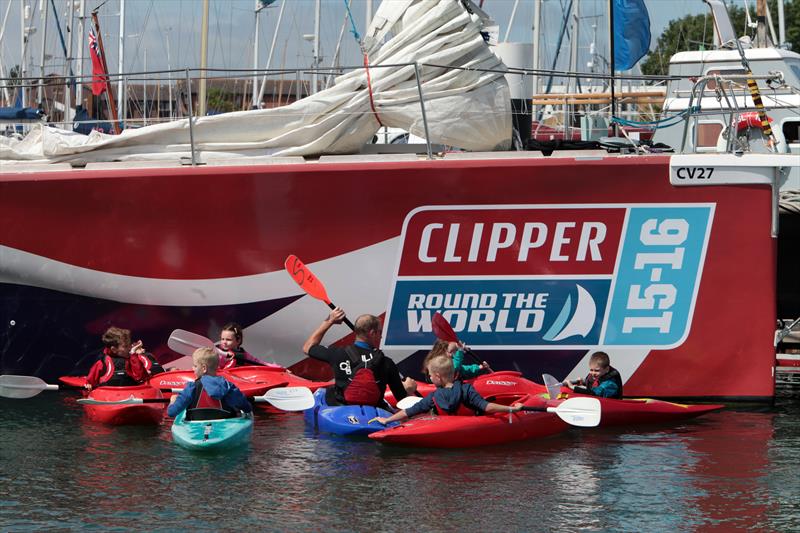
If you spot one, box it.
[603,206,713,346]
[385,279,610,347]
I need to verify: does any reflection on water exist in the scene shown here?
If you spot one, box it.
[1,392,798,530]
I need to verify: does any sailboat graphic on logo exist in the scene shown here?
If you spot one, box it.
[542,285,597,342]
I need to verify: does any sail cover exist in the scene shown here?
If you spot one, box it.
[0,0,511,163]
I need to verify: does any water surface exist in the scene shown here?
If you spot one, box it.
[1,390,798,531]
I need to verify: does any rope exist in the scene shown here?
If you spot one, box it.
[342,0,383,127]
[611,106,699,129]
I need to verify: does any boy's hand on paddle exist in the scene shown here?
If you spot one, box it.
[480,361,493,372]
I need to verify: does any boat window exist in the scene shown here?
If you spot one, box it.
[695,121,724,150]
[782,120,800,144]
[704,68,747,90]
[790,65,800,84]
[783,119,800,154]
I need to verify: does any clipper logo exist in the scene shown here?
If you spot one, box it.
[383,204,714,349]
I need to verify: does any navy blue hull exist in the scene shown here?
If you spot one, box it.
[0,283,301,382]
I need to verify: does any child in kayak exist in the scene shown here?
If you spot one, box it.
[217,322,272,369]
[85,327,154,390]
[422,340,492,380]
[167,347,252,420]
[563,351,623,399]
[374,355,522,425]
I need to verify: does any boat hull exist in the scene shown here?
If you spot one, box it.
[0,154,782,400]
[82,385,164,425]
[171,410,253,451]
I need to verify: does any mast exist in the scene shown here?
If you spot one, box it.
[566,0,579,132]
[608,0,617,134]
[37,0,49,105]
[311,0,321,94]
[531,0,541,118]
[65,0,75,124]
[76,0,85,108]
[117,0,125,118]
[755,0,768,48]
[21,1,28,107]
[256,0,286,106]
[198,0,209,116]
[252,0,265,108]
[91,9,120,133]
[0,1,13,105]
[777,0,786,46]
[365,0,372,27]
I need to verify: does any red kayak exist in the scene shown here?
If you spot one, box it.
[369,394,568,448]
[224,365,332,392]
[384,371,544,408]
[59,375,87,388]
[532,393,724,426]
[82,385,164,425]
[147,369,286,398]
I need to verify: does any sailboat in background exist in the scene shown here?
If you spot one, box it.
[0,0,796,404]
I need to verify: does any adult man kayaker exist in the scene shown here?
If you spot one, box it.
[564,351,623,399]
[302,307,416,407]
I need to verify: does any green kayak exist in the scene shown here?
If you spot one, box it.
[171,410,253,451]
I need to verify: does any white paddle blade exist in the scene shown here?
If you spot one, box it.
[396,395,423,410]
[542,373,563,400]
[167,329,215,356]
[548,397,601,427]
[257,387,314,411]
[0,375,59,399]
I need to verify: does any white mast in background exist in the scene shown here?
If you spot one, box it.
[117,0,125,118]
[37,0,49,105]
[256,0,286,107]
[76,0,85,109]
[198,0,209,116]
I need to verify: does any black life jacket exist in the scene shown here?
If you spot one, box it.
[339,345,384,406]
[98,355,139,386]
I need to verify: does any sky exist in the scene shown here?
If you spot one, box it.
[0,0,761,82]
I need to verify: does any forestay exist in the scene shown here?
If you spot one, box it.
[0,0,511,163]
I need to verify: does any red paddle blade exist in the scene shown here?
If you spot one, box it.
[285,255,332,304]
[431,312,459,343]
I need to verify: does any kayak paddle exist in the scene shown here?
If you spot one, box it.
[167,329,227,357]
[542,373,564,400]
[396,395,423,410]
[284,254,356,330]
[522,396,601,427]
[77,386,315,411]
[431,312,485,367]
[0,375,60,399]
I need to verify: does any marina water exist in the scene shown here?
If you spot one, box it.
[2,391,799,531]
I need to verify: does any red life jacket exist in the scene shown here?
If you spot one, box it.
[432,397,454,417]
[186,379,235,421]
[97,351,150,385]
[342,346,383,406]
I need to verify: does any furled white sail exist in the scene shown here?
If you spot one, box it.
[0,0,511,163]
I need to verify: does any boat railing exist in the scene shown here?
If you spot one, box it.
[678,72,791,154]
[2,62,684,160]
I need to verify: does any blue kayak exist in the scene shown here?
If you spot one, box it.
[304,388,397,436]
[171,410,253,451]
